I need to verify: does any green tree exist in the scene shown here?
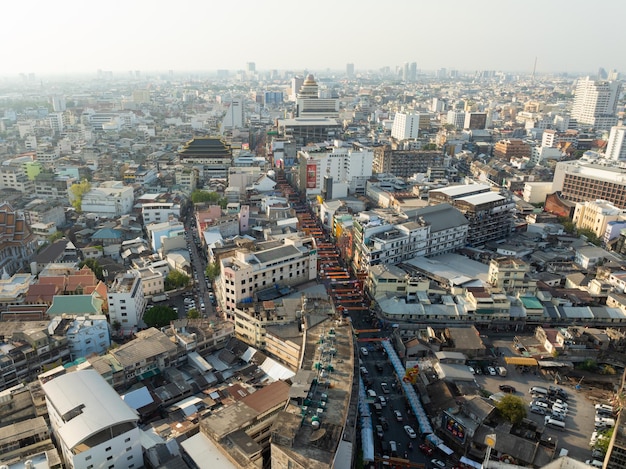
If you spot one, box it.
[143,305,178,328]
[78,259,105,282]
[578,228,601,246]
[164,270,190,290]
[205,262,220,281]
[69,179,92,212]
[496,395,527,424]
[191,190,228,209]
[187,308,200,319]
[112,320,122,333]
[48,231,64,242]
[595,428,613,453]
[422,143,438,151]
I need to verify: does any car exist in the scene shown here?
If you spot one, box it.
[376,424,384,438]
[379,417,389,430]
[394,410,403,421]
[184,298,194,304]
[379,396,387,407]
[380,382,390,394]
[488,366,497,376]
[499,385,516,393]
[360,347,369,356]
[431,459,446,468]
[404,425,417,439]
[530,406,546,415]
[360,366,369,376]
[419,444,434,456]
[468,366,476,374]
[549,413,565,421]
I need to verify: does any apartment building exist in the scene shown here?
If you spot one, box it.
[571,76,621,130]
[572,199,623,238]
[48,314,111,361]
[352,204,469,271]
[606,125,626,161]
[487,258,537,294]
[141,202,181,225]
[541,129,579,149]
[391,112,430,140]
[429,184,514,246]
[493,139,530,161]
[218,237,317,316]
[43,369,142,469]
[0,164,35,193]
[107,272,146,333]
[372,146,446,178]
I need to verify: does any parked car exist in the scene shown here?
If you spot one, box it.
[378,396,387,407]
[404,425,417,439]
[468,366,476,374]
[499,385,516,393]
[419,444,434,456]
[394,410,403,422]
[431,459,446,468]
[376,424,384,438]
[360,347,369,356]
[380,417,389,430]
[487,366,497,376]
[530,406,546,415]
[380,382,390,394]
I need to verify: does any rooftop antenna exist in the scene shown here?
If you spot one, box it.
[532,56,538,82]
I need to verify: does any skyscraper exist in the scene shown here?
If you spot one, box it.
[571,76,621,130]
[246,62,256,73]
[606,126,626,161]
[391,112,421,140]
[346,63,354,78]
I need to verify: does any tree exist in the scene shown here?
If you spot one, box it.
[48,231,64,242]
[78,259,105,282]
[187,308,200,319]
[69,179,92,212]
[112,320,122,334]
[422,143,438,151]
[205,262,220,281]
[595,428,613,453]
[143,305,178,328]
[164,270,190,290]
[496,395,527,424]
[191,190,228,209]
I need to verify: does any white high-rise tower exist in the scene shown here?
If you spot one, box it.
[571,77,621,130]
[606,126,626,161]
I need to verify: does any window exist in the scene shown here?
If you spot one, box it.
[127,455,133,460]
[107,455,113,461]
[126,447,132,452]
[86,456,92,461]
[106,447,112,451]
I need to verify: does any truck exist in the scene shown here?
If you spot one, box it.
[497,366,507,377]
[151,294,168,303]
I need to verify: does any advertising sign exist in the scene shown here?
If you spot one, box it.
[306,164,317,188]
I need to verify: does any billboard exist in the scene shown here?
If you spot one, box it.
[443,412,467,443]
[306,164,317,189]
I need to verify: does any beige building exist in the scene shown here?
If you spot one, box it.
[366,263,429,300]
[487,257,537,294]
[572,199,623,238]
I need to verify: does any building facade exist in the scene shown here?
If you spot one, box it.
[571,77,621,130]
[107,272,147,333]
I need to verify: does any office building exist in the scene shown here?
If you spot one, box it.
[429,184,514,246]
[553,160,626,209]
[606,126,626,161]
[295,74,339,118]
[346,63,354,78]
[464,112,487,130]
[391,112,430,140]
[43,369,142,469]
[290,76,304,101]
[221,97,245,131]
[446,110,466,129]
[571,76,621,130]
[246,62,256,73]
[276,117,342,146]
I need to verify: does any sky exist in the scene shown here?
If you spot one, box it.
[2,0,625,76]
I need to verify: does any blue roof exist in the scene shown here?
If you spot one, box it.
[92,228,123,239]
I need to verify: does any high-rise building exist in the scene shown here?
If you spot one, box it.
[221,97,245,131]
[409,62,417,81]
[553,160,626,209]
[50,95,66,112]
[391,112,428,140]
[246,62,256,73]
[295,74,338,118]
[571,76,621,130]
[290,76,304,101]
[346,62,355,78]
[606,126,626,161]
[446,110,465,129]
[464,112,487,130]
[373,146,446,178]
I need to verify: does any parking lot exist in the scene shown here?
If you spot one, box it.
[472,339,599,463]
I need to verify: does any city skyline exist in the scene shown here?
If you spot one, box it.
[3,0,626,77]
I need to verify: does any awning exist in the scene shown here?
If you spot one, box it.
[504,356,538,366]
[438,444,454,455]
[460,456,482,469]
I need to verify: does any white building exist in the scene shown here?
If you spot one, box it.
[0,164,35,193]
[107,272,147,333]
[571,77,621,130]
[141,202,181,225]
[446,110,465,129]
[572,200,624,238]
[296,142,374,198]
[391,112,421,140]
[145,220,185,252]
[605,126,626,161]
[221,97,245,131]
[295,74,339,118]
[43,369,142,469]
[80,181,134,217]
[52,314,111,360]
[219,237,317,317]
[522,181,554,204]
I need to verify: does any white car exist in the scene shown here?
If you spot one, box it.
[488,366,497,376]
[431,459,446,468]
[404,425,417,439]
[360,347,369,356]
[394,410,403,421]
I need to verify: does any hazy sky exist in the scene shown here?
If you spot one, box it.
[3,0,625,76]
